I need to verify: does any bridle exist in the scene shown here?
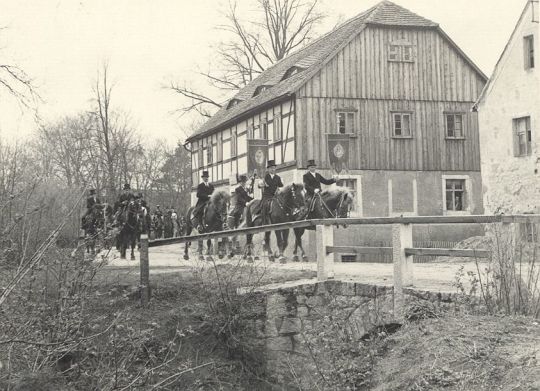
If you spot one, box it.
[274,185,305,218]
[311,191,350,218]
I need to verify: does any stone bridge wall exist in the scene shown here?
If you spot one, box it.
[238,280,467,384]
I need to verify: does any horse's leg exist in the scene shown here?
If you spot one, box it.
[119,232,126,259]
[130,233,136,260]
[198,240,204,261]
[265,231,274,262]
[184,225,192,260]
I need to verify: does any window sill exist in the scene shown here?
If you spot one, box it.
[445,137,466,140]
[514,153,533,158]
[443,210,471,216]
[391,136,413,139]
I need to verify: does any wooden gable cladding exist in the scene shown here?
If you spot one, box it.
[296,97,481,172]
[298,26,485,102]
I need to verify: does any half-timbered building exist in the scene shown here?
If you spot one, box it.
[186,0,488,252]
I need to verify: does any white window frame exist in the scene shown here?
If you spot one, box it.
[335,174,363,217]
[444,112,465,139]
[442,174,472,216]
[513,116,532,157]
[391,111,413,138]
[336,111,355,134]
[524,34,535,70]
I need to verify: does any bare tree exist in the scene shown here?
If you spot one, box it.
[167,0,324,118]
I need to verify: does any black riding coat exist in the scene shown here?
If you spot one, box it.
[262,173,283,200]
[86,196,101,210]
[196,182,214,207]
[303,172,336,197]
[234,185,253,208]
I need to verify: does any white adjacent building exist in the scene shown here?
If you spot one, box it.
[475,0,539,218]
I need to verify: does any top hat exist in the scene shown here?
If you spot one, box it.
[238,174,248,183]
[307,159,317,168]
[267,160,276,168]
[123,183,131,190]
[89,189,96,194]
[202,170,210,178]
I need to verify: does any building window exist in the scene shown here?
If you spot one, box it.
[247,125,254,140]
[388,43,414,62]
[524,35,535,69]
[253,85,270,97]
[207,145,213,164]
[282,66,303,80]
[513,116,532,157]
[227,99,241,109]
[231,132,237,157]
[337,112,355,134]
[392,112,412,137]
[445,113,464,139]
[261,122,268,139]
[445,179,466,212]
[521,222,538,243]
[274,116,282,141]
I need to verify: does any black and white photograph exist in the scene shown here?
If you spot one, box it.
[0,0,539,389]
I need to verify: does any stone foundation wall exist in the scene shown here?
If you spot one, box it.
[238,280,470,384]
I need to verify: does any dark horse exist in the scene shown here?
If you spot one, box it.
[116,200,140,260]
[292,186,354,261]
[81,204,114,254]
[244,183,306,263]
[184,189,230,260]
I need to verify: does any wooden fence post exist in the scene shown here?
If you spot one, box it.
[140,234,151,306]
[392,223,413,320]
[316,225,334,281]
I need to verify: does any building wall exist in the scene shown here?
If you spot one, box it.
[296,25,486,169]
[478,2,540,214]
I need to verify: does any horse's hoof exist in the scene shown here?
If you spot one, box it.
[302,255,309,262]
[120,256,126,260]
[246,256,253,263]
[228,253,234,259]
[268,255,275,263]
[198,255,205,261]
[254,256,260,261]
[218,254,224,259]
[292,255,299,262]
[279,256,287,264]
[131,255,136,260]
[183,254,189,260]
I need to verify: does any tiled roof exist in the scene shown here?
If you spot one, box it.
[185,1,440,142]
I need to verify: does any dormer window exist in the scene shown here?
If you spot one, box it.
[282,66,303,80]
[253,85,271,97]
[227,99,242,109]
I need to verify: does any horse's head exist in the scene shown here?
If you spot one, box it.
[279,183,306,219]
[209,189,231,228]
[322,186,354,218]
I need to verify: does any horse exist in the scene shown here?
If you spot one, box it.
[243,183,306,263]
[163,213,174,238]
[184,189,231,260]
[81,207,102,255]
[153,214,164,239]
[292,186,354,262]
[116,200,140,260]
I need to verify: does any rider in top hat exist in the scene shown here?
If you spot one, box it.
[115,183,135,213]
[194,170,214,232]
[303,159,338,204]
[229,174,254,229]
[82,188,101,225]
[258,160,283,224]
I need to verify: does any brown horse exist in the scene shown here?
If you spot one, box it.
[184,189,231,260]
[116,200,140,260]
[292,186,354,261]
[243,183,306,263]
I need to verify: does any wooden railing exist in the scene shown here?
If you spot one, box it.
[138,214,540,313]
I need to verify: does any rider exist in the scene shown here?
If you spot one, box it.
[194,170,214,232]
[229,174,254,229]
[115,183,135,214]
[303,159,338,208]
[258,160,283,225]
[82,188,101,224]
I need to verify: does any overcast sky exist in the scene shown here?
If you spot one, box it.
[0,0,526,145]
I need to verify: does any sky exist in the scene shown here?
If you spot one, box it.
[0,0,527,145]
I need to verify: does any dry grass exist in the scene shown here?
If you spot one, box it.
[370,315,540,391]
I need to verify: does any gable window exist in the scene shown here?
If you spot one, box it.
[445,113,464,139]
[336,111,355,134]
[392,112,412,137]
[445,179,466,212]
[388,42,414,63]
[513,116,532,157]
[524,35,535,69]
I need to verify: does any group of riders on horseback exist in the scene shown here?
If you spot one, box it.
[81,158,354,263]
[186,158,354,262]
